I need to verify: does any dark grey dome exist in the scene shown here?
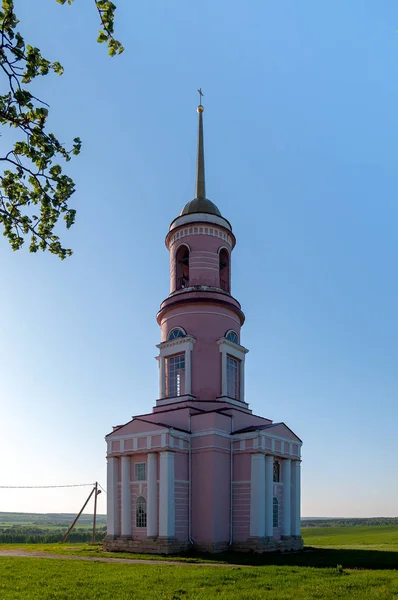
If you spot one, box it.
[180,197,222,217]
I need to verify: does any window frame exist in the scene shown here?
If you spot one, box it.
[167,327,186,341]
[273,497,279,528]
[226,354,240,400]
[225,330,239,344]
[156,335,195,403]
[217,336,249,404]
[165,352,185,398]
[273,460,280,483]
[136,496,147,528]
[134,462,146,482]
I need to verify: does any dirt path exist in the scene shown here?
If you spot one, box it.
[0,549,243,568]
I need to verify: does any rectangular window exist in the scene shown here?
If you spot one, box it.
[135,462,146,481]
[273,461,280,483]
[165,353,185,397]
[227,355,239,399]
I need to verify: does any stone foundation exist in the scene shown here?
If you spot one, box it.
[231,535,303,553]
[103,536,189,555]
[191,541,230,554]
[104,535,303,555]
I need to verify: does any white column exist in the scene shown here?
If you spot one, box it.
[291,460,301,536]
[185,348,192,395]
[249,454,265,537]
[221,349,227,396]
[159,357,165,398]
[282,459,291,537]
[265,454,274,538]
[239,359,245,402]
[147,453,158,537]
[159,451,175,537]
[121,455,131,536]
[107,457,120,536]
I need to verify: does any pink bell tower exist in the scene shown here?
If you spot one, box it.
[156,98,247,408]
[104,97,303,555]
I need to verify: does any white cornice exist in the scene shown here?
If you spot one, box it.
[155,394,195,407]
[169,212,232,233]
[156,335,196,351]
[217,337,249,355]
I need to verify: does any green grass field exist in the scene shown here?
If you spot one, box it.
[0,525,397,599]
[304,525,398,548]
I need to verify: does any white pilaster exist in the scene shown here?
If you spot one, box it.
[107,457,120,536]
[121,455,131,536]
[159,357,165,398]
[282,459,291,537]
[185,348,192,395]
[239,360,245,401]
[221,350,227,396]
[265,454,274,537]
[291,460,301,537]
[147,453,158,537]
[159,451,175,537]
[249,454,265,537]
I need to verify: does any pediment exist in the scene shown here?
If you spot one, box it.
[106,418,168,438]
[263,422,302,444]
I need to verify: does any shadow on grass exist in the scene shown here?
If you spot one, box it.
[182,547,398,570]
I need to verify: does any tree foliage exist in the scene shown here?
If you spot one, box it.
[0,1,123,258]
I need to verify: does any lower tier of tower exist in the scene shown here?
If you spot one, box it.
[104,401,303,555]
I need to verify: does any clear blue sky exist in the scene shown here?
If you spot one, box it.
[1,0,398,517]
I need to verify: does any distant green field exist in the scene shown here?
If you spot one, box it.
[0,511,107,543]
[303,525,398,548]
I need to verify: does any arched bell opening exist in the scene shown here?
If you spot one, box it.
[219,247,230,293]
[175,244,190,290]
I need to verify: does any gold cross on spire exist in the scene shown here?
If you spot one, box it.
[197,88,204,106]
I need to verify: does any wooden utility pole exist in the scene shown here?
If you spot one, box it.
[62,486,96,543]
[92,482,101,543]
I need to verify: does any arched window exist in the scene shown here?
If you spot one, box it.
[176,245,190,290]
[273,497,279,528]
[136,496,147,528]
[167,328,186,341]
[273,460,280,483]
[225,330,239,344]
[219,248,230,293]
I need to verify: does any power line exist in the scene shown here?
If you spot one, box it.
[98,483,107,495]
[0,483,95,489]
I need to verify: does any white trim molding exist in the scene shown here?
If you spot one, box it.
[156,336,196,399]
[107,457,119,537]
[217,337,249,401]
[159,451,175,537]
[155,394,195,408]
[169,212,233,234]
[147,453,158,537]
[282,459,291,537]
[250,454,265,537]
[264,455,274,537]
[291,460,301,537]
[121,456,131,536]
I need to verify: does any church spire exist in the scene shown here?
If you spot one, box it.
[177,91,224,219]
[196,88,206,200]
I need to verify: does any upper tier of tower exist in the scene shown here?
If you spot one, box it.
[156,98,246,405]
